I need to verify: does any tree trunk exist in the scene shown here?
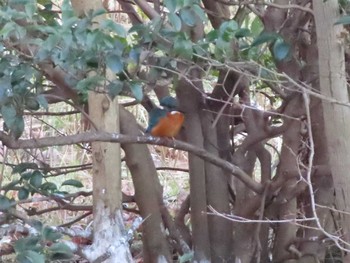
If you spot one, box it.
[70,1,132,261]
[119,107,173,262]
[176,74,211,262]
[84,94,133,262]
[313,0,350,249]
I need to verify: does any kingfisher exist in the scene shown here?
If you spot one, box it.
[146,96,184,138]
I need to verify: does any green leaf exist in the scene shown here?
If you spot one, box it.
[173,37,193,59]
[273,38,291,61]
[61,0,75,21]
[179,251,194,263]
[250,16,263,37]
[335,15,350,25]
[25,96,40,111]
[129,82,143,101]
[14,236,41,253]
[44,33,60,50]
[0,195,14,210]
[24,2,36,19]
[40,182,57,192]
[91,8,107,18]
[48,243,73,260]
[29,171,43,188]
[18,188,30,200]
[36,95,48,110]
[16,250,45,263]
[251,31,279,47]
[219,21,239,42]
[164,0,177,12]
[3,180,21,191]
[106,55,124,74]
[29,220,43,232]
[234,28,250,38]
[108,80,124,99]
[76,75,104,92]
[11,116,25,139]
[168,13,182,31]
[206,29,219,42]
[0,21,16,38]
[12,163,38,174]
[1,104,17,128]
[179,7,197,27]
[192,4,207,22]
[42,226,62,242]
[101,20,127,37]
[61,179,84,188]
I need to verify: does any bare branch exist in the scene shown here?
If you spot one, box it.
[0,131,263,193]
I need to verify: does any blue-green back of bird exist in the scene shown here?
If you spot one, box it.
[146,108,168,133]
[159,96,178,111]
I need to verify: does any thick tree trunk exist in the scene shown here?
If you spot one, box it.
[120,107,173,262]
[177,74,211,262]
[299,26,335,263]
[313,0,350,250]
[84,94,133,262]
[70,1,133,261]
[201,110,233,262]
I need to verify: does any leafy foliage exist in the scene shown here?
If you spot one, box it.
[13,224,73,263]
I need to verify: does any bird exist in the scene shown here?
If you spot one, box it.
[146,96,184,138]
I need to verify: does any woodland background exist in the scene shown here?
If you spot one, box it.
[1,0,350,262]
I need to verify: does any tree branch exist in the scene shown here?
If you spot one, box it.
[0,131,263,193]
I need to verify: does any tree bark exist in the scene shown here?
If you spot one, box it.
[84,94,133,262]
[313,0,350,249]
[176,75,211,262]
[69,0,133,261]
[120,107,173,262]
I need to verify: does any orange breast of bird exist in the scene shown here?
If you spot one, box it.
[151,111,185,137]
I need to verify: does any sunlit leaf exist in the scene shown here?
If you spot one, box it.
[250,16,263,36]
